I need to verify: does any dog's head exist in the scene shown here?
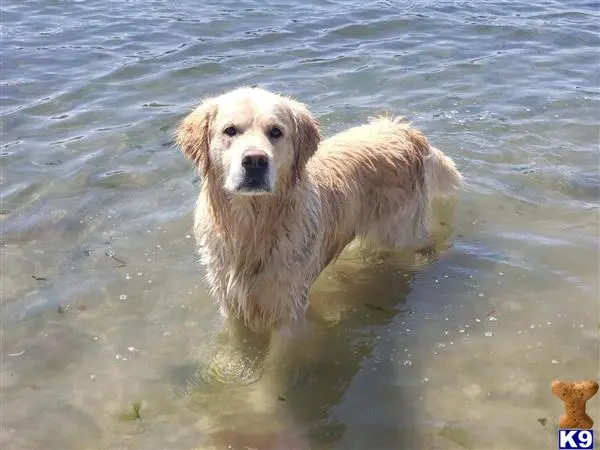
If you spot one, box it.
[176,87,320,196]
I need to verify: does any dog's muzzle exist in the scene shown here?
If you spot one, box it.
[237,149,271,193]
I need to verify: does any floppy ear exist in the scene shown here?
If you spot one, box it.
[175,100,217,176]
[291,101,320,182]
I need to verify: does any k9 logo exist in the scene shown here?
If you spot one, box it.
[558,429,594,450]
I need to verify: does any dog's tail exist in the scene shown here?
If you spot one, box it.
[375,116,463,197]
[424,146,463,197]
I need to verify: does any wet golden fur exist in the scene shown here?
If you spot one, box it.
[176,87,462,333]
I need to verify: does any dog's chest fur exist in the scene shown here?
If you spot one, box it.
[194,187,322,329]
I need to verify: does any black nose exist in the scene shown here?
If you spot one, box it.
[241,151,269,170]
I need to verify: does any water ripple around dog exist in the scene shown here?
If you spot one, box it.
[193,352,264,387]
[186,339,267,390]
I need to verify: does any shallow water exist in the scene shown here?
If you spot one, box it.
[2,0,599,449]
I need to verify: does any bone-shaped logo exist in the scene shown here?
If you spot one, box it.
[552,380,598,429]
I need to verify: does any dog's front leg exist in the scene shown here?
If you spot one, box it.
[224,315,271,351]
[275,287,312,340]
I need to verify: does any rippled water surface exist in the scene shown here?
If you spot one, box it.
[2,1,599,449]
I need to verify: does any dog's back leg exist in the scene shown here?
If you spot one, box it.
[362,185,430,251]
[373,145,461,251]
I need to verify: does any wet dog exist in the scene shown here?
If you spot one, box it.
[176,87,462,334]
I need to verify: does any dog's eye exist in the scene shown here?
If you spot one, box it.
[223,126,237,137]
[269,127,283,139]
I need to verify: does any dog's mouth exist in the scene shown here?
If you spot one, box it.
[226,162,274,196]
[237,185,272,195]
[233,179,273,195]
[232,171,273,195]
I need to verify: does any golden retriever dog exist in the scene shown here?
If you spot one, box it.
[176,87,462,335]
